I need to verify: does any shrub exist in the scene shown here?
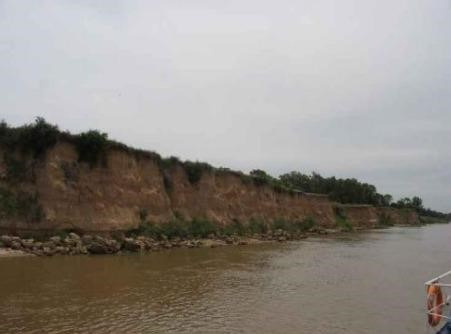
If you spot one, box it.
[189,218,217,238]
[378,212,394,227]
[294,217,316,232]
[74,130,108,167]
[0,187,44,222]
[4,154,28,184]
[271,219,290,231]
[159,219,190,239]
[160,156,181,170]
[222,220,246,236]
[183,161,213,184]
[0,118,59,158]
[129,222,160,238]
[336,216,353,232]
[247,219,268,234]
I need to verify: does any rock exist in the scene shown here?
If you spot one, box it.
[43,247,55,256]
[41,241,55,249]
[238,239,248,246]
[85,236,121,254]
[63,237,77,247]
[68,232,80,240]
[21,239,35,249]
[225,237,234,244]
[94,235,107,243]
[82,235,93,244]
[11,241,22,250]
[277,236,287,242]
[87,242,109,255]
[111,232,126,242]
[32,249,44,256]
[123,238,144,252]
[33,242,43,249]
[0,235,13,247]
[55,246,69,255]
[200,239,226,248]
[49,236,62,245]
[105,239,121,252]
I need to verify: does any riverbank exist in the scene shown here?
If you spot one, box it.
[0,227,333,257]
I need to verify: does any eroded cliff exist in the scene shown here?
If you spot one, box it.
[0,141,419,232]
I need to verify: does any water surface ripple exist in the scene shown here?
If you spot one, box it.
[1,225,450,333]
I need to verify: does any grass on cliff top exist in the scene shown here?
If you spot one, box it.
[0,118,298,195]
[127,216,317,240]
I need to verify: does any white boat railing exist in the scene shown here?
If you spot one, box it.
[425,271,451,323]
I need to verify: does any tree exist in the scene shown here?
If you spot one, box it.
[411,196,423,210]
[383,194,393,206]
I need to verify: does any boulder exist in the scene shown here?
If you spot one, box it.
[87,242,109,255]
[55,246,69,255]
[68,232,81,240]
[11,241,22,250]
[0,235,13,247]
[43,247,55,256]
[49,236,62,245]
[21,239,35,249]
[123,238,144,252]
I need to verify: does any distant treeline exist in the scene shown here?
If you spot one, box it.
[278,171,449,219]
[0,118,449,219]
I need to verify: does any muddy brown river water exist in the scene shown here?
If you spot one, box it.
[1,224,450,333]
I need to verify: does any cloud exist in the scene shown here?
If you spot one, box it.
[0,0,450,211]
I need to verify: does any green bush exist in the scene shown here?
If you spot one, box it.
[336,216,353,232]
[183,161,213,184]
[0,118,59,158]
[0,187,44,222]
[271,219,290,231]
[270,217,316,233]
[378,212,394,226]
[189,218,217,238]
[160,156,181,170]
[74,130,108,167]
[294,217,316,232]
[247,219,268,234]
[222,220,246,236]
[4,154,28,184]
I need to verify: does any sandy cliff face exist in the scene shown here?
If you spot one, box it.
[0,142,419,232]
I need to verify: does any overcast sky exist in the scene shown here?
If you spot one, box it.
[0,0,450,211]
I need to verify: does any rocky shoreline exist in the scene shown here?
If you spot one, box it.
[0,228,331,257]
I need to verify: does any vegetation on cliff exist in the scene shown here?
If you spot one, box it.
[130,210,317,240]
[279,171,449,220]
[0,118,449,223]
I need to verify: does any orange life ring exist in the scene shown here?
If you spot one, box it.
[427,284,444,327]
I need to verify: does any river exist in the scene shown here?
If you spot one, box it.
[1,224,450,333]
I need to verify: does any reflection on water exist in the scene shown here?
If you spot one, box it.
[1,225,450,333]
